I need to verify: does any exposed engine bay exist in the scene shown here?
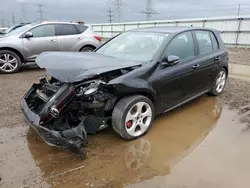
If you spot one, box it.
[21,66,139,158]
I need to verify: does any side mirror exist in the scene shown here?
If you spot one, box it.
[161,55,180,68]
[24,32,33,38]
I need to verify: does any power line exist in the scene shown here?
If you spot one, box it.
[159,7,250,13]
[37,4,45,21]
[140,0,158,21]
[159,3,250,11]
[0,11,4,27]
[112,0,124,22]
[237,4,241,15]
[20,3,27,23]
[107,7,113,23]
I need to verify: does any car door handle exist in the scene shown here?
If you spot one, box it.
[214,57,221,61]
[49,39,56,43]
[192,64,200,69]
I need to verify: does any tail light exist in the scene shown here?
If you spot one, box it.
[94,35,101,42]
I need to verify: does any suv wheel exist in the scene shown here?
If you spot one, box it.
[80,46,95,52]
[0,50,21,73]
[210,68,227,96]
[112,95,155,140]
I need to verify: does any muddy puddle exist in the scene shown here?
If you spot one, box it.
[1,97,250,188]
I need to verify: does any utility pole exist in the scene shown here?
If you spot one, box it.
[108,7,113,23]
[237,4,241,16]
[140,0,158,21]
[12,13,16,25]
[112,0,124,22]
[20,3,26,23]
[0,11,4,27]
[37,4,45,21]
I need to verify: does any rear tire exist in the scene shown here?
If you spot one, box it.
[0,50,21,73]
[209,68,227,96]
[112,95,155,140]
[80,46,95,52]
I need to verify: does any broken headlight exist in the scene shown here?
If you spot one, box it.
[76,80,105,97]
[84,87,98,95]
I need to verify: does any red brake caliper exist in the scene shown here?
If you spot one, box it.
[126,121,132,128]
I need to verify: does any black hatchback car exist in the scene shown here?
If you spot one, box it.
[21,27,228,157]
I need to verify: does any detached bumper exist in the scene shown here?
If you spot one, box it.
[20,97,85,157]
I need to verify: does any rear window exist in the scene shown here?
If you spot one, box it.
[195,31,213,54]
[55,24,78,36]
[75,25,88,33]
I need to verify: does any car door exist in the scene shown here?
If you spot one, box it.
[22,24,58,61]
[55,24,80,51]
[152,31,202,112]
[193,30,221,92]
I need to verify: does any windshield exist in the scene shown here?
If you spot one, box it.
[96,31,168,62]
[8,23,37,35]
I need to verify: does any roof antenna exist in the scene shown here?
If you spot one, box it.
[191,24,193,27]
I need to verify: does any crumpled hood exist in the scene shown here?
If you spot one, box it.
[36,52,141,83]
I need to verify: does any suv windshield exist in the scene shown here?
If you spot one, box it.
[8,23,38,35]
[96,31,168,62]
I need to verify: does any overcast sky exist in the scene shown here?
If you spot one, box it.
[0,0,250,26]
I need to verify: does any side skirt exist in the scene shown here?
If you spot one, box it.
[164,90,209,114]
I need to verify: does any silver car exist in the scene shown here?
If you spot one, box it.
[0,21,102,73]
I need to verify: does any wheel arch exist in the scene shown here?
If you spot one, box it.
[0,47,25,63]
[223,66,228,77]
[111,91,156,110]
[79,44,96,51]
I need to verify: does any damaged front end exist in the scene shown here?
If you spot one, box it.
[21,75,116,158]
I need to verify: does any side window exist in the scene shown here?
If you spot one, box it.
[195,31,213,54]
[56,24,78,36]
[210,32,219,50]
[166,31,195,62]
[75,25,88,34]
[29,25,55,37]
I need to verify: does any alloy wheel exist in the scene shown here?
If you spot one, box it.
[0,53,18,72]
[125,102,152,137]
[216,70,226,93]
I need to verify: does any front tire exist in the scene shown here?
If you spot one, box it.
[112,95,155,140]
[209,68,227,96]
[0,50,21,73]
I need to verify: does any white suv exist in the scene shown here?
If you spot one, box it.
[0,21,102,73]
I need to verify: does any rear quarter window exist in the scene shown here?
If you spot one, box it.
[75,25,88,34]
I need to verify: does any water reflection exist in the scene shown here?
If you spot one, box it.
[26,97,222,187]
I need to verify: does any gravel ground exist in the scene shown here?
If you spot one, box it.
[218,78,250,129]
[228,47,250,66]
[0,67,44,129]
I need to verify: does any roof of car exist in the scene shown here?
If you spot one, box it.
[40,21,80,25]
[131,26,216,34]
